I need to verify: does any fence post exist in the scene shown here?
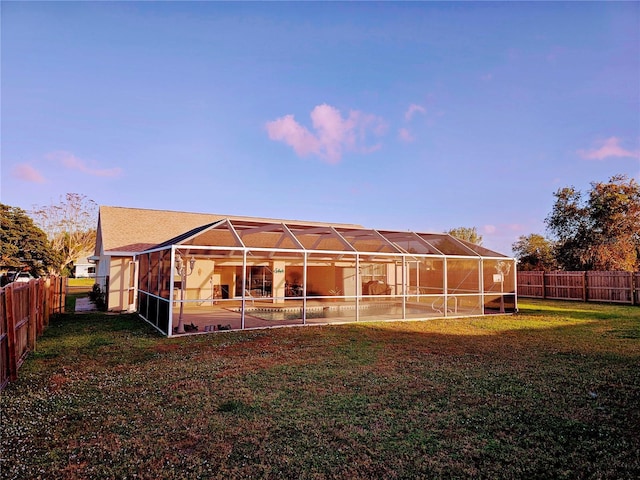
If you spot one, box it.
[38,279,43,332]
[60,276,66,314]
[632,272,637,306]
[44,277,51,324]
[28,281,37,352]
[37,279,44,336]
[5,284,18,382]
[105,276,110,311]
[542,272,547,299]
[583,271,588,302]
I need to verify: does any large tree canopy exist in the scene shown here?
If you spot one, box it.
[447,226,483,245]
[30,193,98,275]
[545,174,640,271]
[512,234,556,271]
[0,204,60,275]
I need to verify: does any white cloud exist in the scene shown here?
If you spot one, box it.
[264,114,320,157]
[266,104,386,164]
[46,151,122,177]
[483,223,525,235]
[12,164,46,183]
[398,128,414,143]
[577,137,640,161]
[404,103,426,122]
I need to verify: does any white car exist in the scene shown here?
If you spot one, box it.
[9,272,36,283]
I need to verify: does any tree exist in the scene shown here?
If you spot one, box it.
[0,204,60,276]
[545,174,640,271]
[30,193,98,275]
[447,226,483,245]
[512,234,556,271]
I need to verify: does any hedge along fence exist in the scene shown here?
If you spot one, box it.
[0,276,66,391]
[518,271,640,305]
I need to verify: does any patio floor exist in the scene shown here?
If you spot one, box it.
[168,299,468,335]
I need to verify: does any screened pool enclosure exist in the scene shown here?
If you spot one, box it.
[135,219,517,336]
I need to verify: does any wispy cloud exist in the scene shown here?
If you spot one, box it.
[12,164,46,183]
[266,104,386,164]
[546,46,566,62]
[398,128,414,143]
[46,151,122,177]
[398,103,427,143]
[404,103,426,122]
[483,223,525,235]
[264,114,320,157]
[577,137,640,160]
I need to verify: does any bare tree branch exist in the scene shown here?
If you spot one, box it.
[30,193,98,274]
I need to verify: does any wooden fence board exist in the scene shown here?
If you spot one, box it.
[545,271,585,301]
[517,271,639,305]
[0,287,9,390]
[587,271,633,303]
[516,271,544,298]
[0,276,64,390]
[4,284,17,382]
[13,283,31,369]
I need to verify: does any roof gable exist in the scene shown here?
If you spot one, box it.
[97,206,363,254]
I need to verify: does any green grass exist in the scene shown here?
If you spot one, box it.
[67,278,96,287]
[64,292,83,313]
[65,278,97,311]
[1,300,639,479]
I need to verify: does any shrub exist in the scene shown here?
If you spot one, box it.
[88,283,107,311]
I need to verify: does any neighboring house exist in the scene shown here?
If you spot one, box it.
[93,206,362,312]
[73,255,96,278]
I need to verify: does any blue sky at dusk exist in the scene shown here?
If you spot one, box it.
[2,1,639,255]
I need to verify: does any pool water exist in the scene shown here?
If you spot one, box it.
[234,304,432,322]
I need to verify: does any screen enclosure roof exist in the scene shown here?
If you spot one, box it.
[149,219,509,259]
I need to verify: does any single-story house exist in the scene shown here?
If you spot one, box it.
[73,255,96,278]
[93,206,363,312]
[94,206,517,336]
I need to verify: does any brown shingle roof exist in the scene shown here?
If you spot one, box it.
[97,206,363,254]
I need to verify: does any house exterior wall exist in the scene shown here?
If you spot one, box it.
[342,266,358,297]
[307,266,336,295]
[272,260,286,302]
[95,255,111,279]
[74,264,95,278]
[108,256,135,312]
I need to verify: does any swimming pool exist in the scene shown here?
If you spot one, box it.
[232,303,433,322]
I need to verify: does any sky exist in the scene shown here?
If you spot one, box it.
[2,1,639,255]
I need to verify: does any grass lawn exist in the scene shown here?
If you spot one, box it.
[67,278,96,287]
[64,293,84,313]
[65,278,98,312]
[1,299,639,479]
[66,277,96,299]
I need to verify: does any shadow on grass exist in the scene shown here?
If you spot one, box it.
[4,300,639,479]
[518,298,636,320]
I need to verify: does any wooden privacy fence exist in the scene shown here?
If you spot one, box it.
[517,271,640,304]
[0,276,66,391]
